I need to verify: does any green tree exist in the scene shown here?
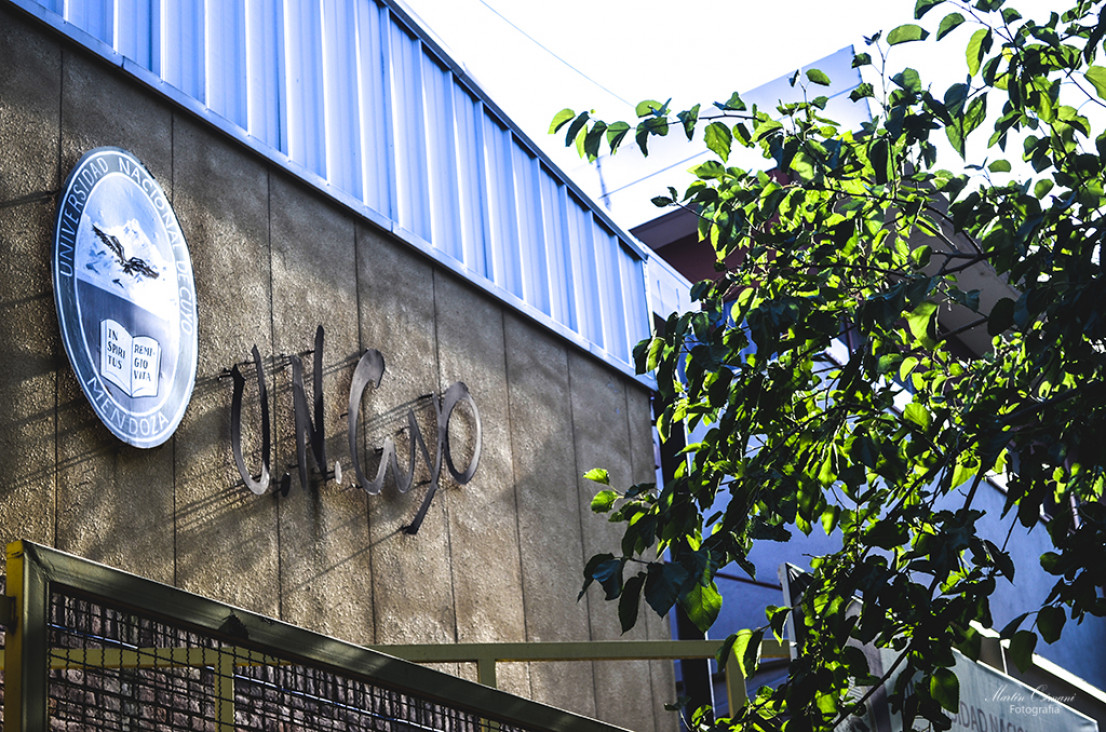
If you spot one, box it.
[555,1,1106,729]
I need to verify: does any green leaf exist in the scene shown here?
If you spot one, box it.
[715,91,746,111]
[677,104,700,141]
[852,52,872,68]
[903,402,932,431]
[892,68,922,93]
[1037,606,1066,644]
[605,121,631,152]
[579,553,617,600]
[966,28,990,76]
[1008,630,1037,672]
[914,0,945,18]
[930,667,960,712]
[850,83,875,102]
[951,456,977,489]
[988,159,1011,172]
[583,121,607,161]
[899,356,919,381]
[679,582,722,633]
[963,94,987,137]
[767,605,791,641]
[1000,612,1029,638]
[937,12,965,40]
[888,24,930,45]
[704,122,733,162]
[1084,66,1106,100]
[584,468,610,485]
[644,562,689,615]
[906,301,938,346]
[870,138,892,183]
[988,297,1015,335]
[868,519,908,549]
[564,111,590,148]
[635,99,665,117]
[618,574,644,633]
[1040,551,1064,574]
[753,119,782,141]
[806,68,831,86]
[1034,179,1054,199]
[590,489,619,513]
[722,629,763,678]
[549,108,575,134]
[910,244,932,269]
[645,336,665,372]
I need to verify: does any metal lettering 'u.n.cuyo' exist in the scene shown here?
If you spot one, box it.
[229,326,481,534]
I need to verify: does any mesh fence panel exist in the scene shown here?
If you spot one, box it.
[45,589,533,731]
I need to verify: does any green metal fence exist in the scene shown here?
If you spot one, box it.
[370,639,791,717]
[2,540,631,731]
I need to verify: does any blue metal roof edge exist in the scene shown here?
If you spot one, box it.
[4,0,659,390]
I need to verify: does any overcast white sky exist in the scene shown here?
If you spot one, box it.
[393,0,1065,225]
[396,2,910,163]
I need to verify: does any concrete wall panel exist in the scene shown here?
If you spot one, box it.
[626,383,679,730]
[269,175,371,645]
[0,199,57,548]
[0,6,60,544]
[433,272,529,696]
[504,314,597,718]
[569,352,658,731]
[59,48,174,204]
[356,223,457,649]
[171,116,280,617]
[0,4,60,199]
[53,39,176,582]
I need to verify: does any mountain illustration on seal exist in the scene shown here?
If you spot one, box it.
[76,217,176,321]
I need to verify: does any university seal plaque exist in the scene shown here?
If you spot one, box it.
[54,148,197,448]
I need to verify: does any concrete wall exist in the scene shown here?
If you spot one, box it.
[0,5,675,730]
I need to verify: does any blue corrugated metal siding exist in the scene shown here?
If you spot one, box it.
[15,0,655,375]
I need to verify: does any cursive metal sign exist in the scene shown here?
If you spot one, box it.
[229,326,481,535]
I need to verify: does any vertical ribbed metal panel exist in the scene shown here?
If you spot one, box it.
[389,20,431,241]
[513,145,550,316]
[566,197,603,346]
[115,0,154,68]
[452,88,488,278]
[620,248,650,358]
[25,0,656,375]
[353,0,392,217]
[321,0,363,198]
[593,225,630,362]
[206,2,247,128]
[423,51,462,262]
[162,0,205,101]
[538,167,576,331]
[647,253,695,345]
[245,0,285,152]
[67,0,112,44]
[483,115,522,298]
[283,0,325,175]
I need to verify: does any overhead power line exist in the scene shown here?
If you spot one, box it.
[473,0,636,108]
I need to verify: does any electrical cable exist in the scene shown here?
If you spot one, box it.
[473,0,636,108]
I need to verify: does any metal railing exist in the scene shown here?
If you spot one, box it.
[371,638,791,717]
[2,540,630,731]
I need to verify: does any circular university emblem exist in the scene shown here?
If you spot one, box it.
[53,148,198,448]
